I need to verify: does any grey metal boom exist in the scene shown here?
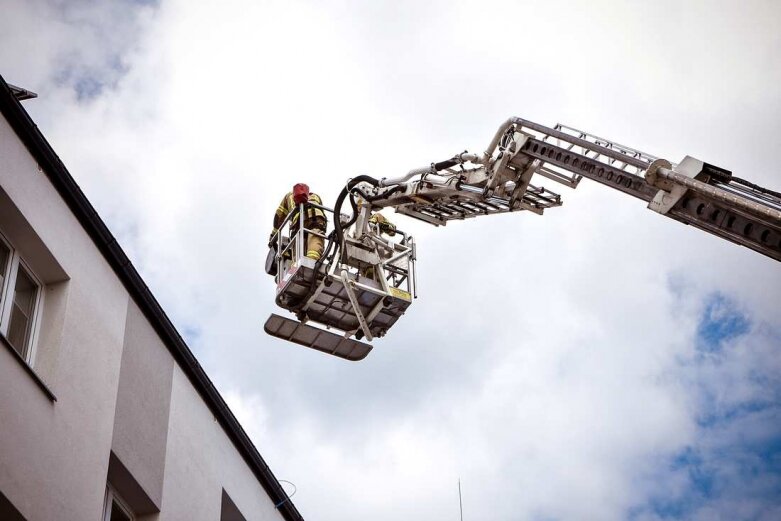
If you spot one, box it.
[367,117,781,262]
[265,116,780,362]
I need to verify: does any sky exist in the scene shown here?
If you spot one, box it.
[2,0,781,519]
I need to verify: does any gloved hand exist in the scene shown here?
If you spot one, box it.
[380,223,396,236]
[268,230,279,248]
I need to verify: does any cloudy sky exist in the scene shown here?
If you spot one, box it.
[2,0,781,519]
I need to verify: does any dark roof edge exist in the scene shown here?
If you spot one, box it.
[0,76,304,521]
[7,83,37,101]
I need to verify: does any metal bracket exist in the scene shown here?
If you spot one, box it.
[487,135,528,191]
[353,203,372,240]
[647,156,703,215]
[340,270,373,341]
[302,270,329,312]
[646,159,680,215]
[508,158,540,209]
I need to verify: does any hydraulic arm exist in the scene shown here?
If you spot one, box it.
[367,118,781,262]
[266,117,781,361]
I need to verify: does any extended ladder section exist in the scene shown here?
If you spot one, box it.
[368,117,781,262]
[266,116,780,362]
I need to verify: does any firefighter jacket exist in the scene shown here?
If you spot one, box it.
[273,191,326,233]
[369,212,396,236]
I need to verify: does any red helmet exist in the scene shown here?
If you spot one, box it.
[293,183,310,205]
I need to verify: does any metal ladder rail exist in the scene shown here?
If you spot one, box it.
[508,120,658,189]
[552,124,660,165]
[388,117,781,260]
[511,120,780,210]
[507,123,781,261]
[712,178,781,211]
[404,183,562,224]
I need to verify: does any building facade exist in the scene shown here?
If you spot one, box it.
[0,76,303,521]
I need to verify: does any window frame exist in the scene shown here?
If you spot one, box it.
[0,232,12,301]
[0,230,44,363]
[102,484,135,521]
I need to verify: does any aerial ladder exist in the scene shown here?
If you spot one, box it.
[264,117,781,361]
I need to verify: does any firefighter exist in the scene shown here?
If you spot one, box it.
[369,212,396,237]
[362,212,397,280]
[270,183,327,260]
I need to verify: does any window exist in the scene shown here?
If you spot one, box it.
[103,486,134,521]
[0,232,42,361]
[0,488,27,521]
[220,489,247,521]
[0,241,9,288]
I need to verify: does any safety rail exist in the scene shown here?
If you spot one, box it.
[270,200,334,281]
[271,197,418,341]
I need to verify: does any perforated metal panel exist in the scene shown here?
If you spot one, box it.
[264,314,372,361]
[276,262,411,338]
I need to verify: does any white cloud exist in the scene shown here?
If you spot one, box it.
[2,0,780,519]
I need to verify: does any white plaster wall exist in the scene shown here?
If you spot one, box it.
[0,111,292,520]
[160,366,285,521]
[112,299,176,511]
[0,116,129,519]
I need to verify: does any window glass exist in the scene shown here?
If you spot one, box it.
[7,265,37,357]
[0,241,9,290]
[104,487,134,521]
[110,500,132,521]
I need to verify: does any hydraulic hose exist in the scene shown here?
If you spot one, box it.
[333,175,381,260]
[433,158,459,171]
[353,185,404,204]
[379,154,477,187]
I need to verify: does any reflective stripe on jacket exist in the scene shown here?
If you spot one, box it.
[369,212,396,236]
